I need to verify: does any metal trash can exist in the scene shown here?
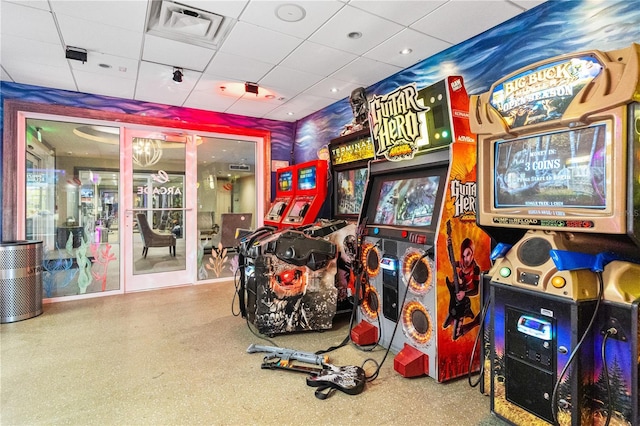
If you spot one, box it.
[0,240,43,323]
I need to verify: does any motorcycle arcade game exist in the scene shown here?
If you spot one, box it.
[470,44,640,425]
[264,165,296,229]
[238,218,356,336]
[279,159,328,228]
[352,77,491,382]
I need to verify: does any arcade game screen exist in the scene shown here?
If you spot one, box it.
[298,166,317,190]
[494,123,607,209]
[278,170,293,192]
[336,167,368,216]
[368,167,447,229]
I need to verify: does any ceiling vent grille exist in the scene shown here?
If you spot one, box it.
[229,164,251,172]
[146,0,234,49]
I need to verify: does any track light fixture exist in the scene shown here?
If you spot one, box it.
[173,67,183,84]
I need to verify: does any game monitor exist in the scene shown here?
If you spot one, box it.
[361,149,449,245]
[334,167,368,218]
[328,128,376,221]
[281,159,328,227]
[264,165,296,228]
[471,44,640,252]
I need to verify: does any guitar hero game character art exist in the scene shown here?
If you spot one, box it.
[442,220,481,341]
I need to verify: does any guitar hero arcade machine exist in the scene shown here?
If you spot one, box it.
[352,77,492,382]
[280,159,328,227]
[264,165,296,229]
[470,44,640,425]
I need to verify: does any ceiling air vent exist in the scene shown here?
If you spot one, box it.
[229,164,251,172]
[146,0,235,49]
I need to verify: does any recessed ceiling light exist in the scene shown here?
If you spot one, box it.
[275,4,306,22]
[330,88,339,93]
[265,94,276,99]
[400,48,413,55]
[287,112,294,116]
[348,31,362,39]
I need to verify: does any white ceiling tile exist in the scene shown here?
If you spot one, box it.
[303,77,362,100]
[204,51,274,82]
[56,13,144,59]
[179,1,250,20]
[348,0,447,26]
[281,93,336,112]
[2,60,77,91]
[239,1,343,39]
[134,61,199,106]
[510,0,546,10]
[259,66,323,93]
[331,56,402,86]
[69,51,139,80]
[1,2,59,43]
[225,97,281,118]
[4,0,51,11]
[364,28,452,68]
[142,34,215,72]
[280,40,357,76]
[1,34,68,68]
[411,0,524,45]
[184,89,241,113]
[309,5,403,55]
[220,21,303,64]
[73,70,137,99]
[49,0,148,32]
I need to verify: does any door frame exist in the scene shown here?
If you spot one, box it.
[3,100,271,297]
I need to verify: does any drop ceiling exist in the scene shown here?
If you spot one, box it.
[1,0,546,123]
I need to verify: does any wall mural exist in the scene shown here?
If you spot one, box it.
[0,82,296,170]
[293,0,640,164]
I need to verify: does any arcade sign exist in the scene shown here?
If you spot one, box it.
[330,134,375,166]
[368,84,429,161]
[489,55,603,129]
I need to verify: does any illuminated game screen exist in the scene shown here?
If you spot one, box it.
[495,124,607,209]
[369,170,445,228]
[336,168,368,216]
[298,166,317,190]
[278,170,293,192]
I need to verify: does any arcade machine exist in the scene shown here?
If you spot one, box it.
[280,159,329,228]
[328,128,376,222]
[237,218,355,336]
[470,44,640,425]
[264,165,296,229]
[352,76,492,382]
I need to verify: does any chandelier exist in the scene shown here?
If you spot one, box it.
[132,138,163,167]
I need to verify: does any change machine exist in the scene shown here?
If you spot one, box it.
[352,76,492,382]
[280,159,328,227]
[264,165,296,229]
[470,44,640,425]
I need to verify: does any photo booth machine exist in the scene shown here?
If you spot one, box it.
[351,76,492,382]
[470,43,640,425]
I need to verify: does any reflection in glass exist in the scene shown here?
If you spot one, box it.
[25,118,121,298]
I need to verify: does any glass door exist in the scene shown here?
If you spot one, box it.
[123,128,196,291]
